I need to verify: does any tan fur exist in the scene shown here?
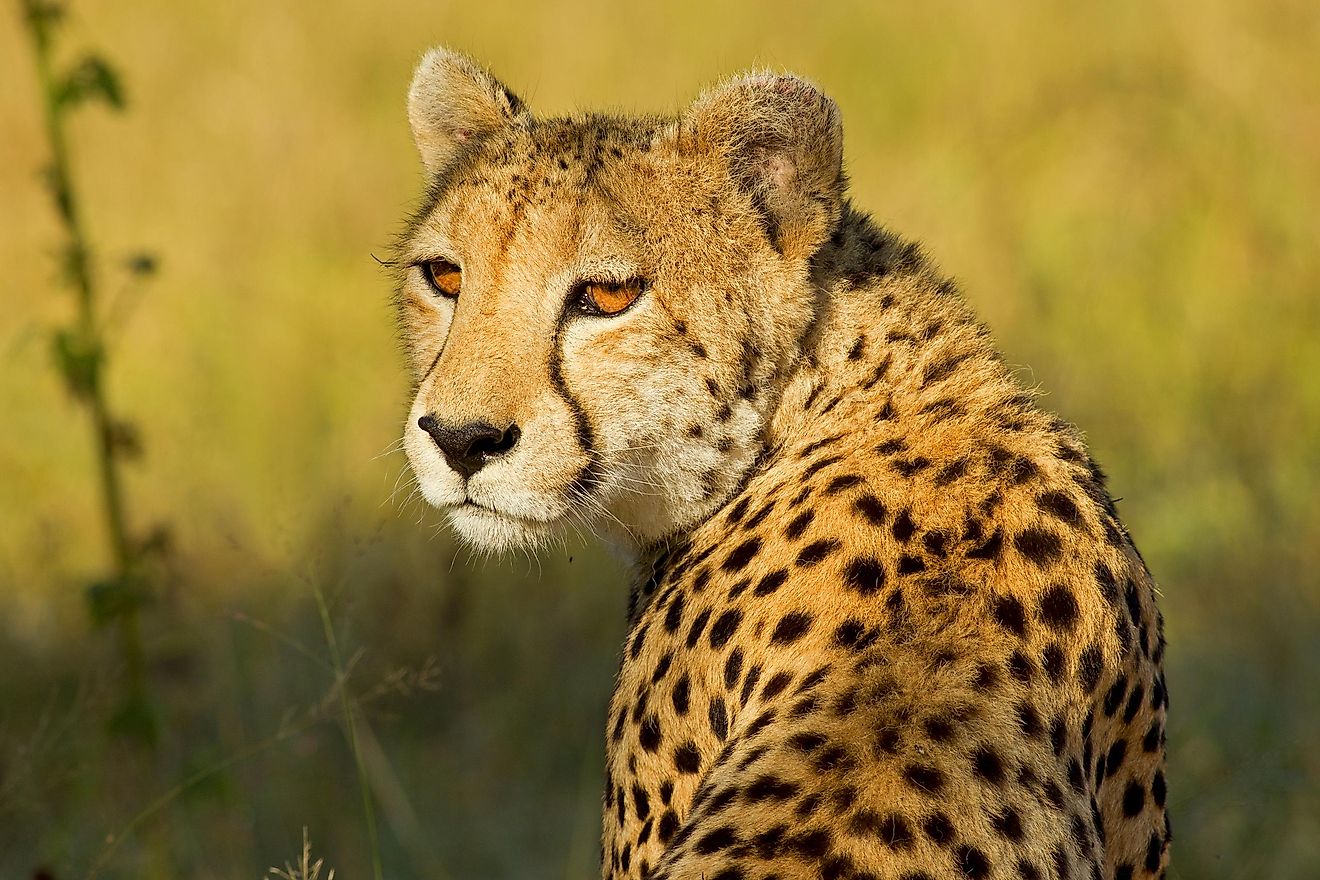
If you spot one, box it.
[396,49,1170,880]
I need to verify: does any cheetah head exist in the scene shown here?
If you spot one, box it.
[397,48,844,553]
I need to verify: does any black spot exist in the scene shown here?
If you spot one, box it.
[1115,866,1134,880]
[632,784,651,820]
[1018,702,1043,739]
[723,647,743,689]
[826,474,864,494]
[722,537,762,572]
[1052,847,1071,880]
[973,746,1006,786]
[671,674,690,715]
[844,557,887,596]
[923,531,949,557]
[685,609,711,649]
[903,764,945,794]
[664,592,685,633]
[834,619,866,649]
[1123,781,1146,816]
[874,726,901,755]
[892,456,931,476]
[790,731,827,754]
[708,699,728,740]
[785,509,815,540]
[1068,758,1085,792]
[1143,721,1162,753]
[1017,860,1043,880]
[876,813,915,849]
[974,662,1000,691]
[853,493,887,525]
[1106,739,1127,777]
[771,612,813,644]
[1039,584,1080,631]
[1008,650,1035,683]
[695,825,738,854]
[651,652,672,684]
[761,671,793,699]
[921,810,954,845]
[957,844,991,880]
[752,824,786,859]
[708,609,743,650]
[727,496,751,525]
[993,806,1025,841]
[1095,561,1120,605]
[797,539,840,566]
[1145,832,1163,871]
[1152,770,1167,807]
[745,774,798,803]
[1104,675,1129,717]
[896,555,925,575]
[847,335,866,360]
[1042,643,1066,682]
[740,664,763,703]
[1050,717,1071,754]
[967,528,1003,560]
[892,509,916,542]
[789,829,831,859]
[1014,527,1063,566]
[639,715,661,752]
[753,568,788,596]
[877,438,907,456]
[923,714,956,742]
[629,624,648,659]
[1037,490,1084,528]
[1078,645,1104,693]
[992,595,1029,636]
[922,352,970,386]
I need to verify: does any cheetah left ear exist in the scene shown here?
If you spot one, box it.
[407,47,528,176]
[679,71,845,260]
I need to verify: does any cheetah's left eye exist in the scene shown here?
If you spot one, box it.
[572,278,645,317]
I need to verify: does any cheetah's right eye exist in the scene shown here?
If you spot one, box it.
[422,259,462,298]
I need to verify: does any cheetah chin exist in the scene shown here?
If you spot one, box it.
[393,47,1170,880]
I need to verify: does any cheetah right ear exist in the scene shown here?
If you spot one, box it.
[679,71,845,261]
[407,48,528,176]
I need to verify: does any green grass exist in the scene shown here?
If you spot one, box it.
[1,1,1318,877]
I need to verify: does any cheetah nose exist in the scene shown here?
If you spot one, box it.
[417,415,520,480]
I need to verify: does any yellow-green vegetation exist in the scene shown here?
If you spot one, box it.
[1,1,1316,878]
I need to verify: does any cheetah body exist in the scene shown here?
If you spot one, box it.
[395,49,1170,880]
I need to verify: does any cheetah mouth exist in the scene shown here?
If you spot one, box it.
[446,499,562,551]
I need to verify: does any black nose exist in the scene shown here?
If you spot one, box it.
[417,415,520,479]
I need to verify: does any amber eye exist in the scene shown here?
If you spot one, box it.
[574,278,645,317]
[422,259,462,298]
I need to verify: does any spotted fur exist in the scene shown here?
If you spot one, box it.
[396,48,1170,880]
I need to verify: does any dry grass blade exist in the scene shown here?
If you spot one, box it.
[266,827,335,880]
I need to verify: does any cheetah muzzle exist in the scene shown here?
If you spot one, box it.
[394,47,1170,880]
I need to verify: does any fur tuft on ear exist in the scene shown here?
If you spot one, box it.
[682,72,845,259]
[407,48,527,176]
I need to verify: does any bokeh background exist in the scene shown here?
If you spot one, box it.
[3,1,1318,877]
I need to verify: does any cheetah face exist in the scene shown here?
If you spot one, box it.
[397,49,843,553]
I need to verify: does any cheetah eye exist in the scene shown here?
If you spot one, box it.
[422,259,462,298]
[572,278,645,317]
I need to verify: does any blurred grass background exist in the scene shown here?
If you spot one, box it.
[2,0,1318,877]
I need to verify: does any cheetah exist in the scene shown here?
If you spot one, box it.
[395,48,1170,880]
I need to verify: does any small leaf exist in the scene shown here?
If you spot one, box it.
[85,574,150,626]
[57,55,126,111]
[51,327,101,398]
[124,252,158,277]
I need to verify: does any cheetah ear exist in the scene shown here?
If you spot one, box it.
[680,71,845,259]
[407,47,528,176]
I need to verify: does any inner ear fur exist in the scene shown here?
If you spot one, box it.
[681,71,845,260]
[407,47,528,176]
